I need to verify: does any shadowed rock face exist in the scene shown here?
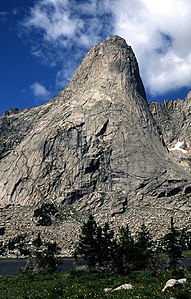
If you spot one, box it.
[0,36,191,226]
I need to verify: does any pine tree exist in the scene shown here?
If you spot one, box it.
[75,214,99,269]
[98,223,115,268]
[114,224,135,274]
[162,217,183,271]
[180,227,188,251]
[75,216,115,270]
[134,223,154,270]
[0,241,5,257]
[7,234,29,256]
[35,240,60,273]
[186,230,191,250]
[22,233,60,274]
[32,232,43,249]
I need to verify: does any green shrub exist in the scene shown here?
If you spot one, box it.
[22,233,60,274]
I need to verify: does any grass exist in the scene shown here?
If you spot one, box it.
[0,269,190,299]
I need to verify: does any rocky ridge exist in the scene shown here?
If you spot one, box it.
[1,36,191,255]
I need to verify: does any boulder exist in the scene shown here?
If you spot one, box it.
[104,288,112,292]
[112,283,133,291]
[177,278,187,284]
[162,278,187,292]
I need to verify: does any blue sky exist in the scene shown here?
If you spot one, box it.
[1,0,191,116]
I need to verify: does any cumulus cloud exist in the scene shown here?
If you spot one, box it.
[23,0,113,48]
[31,82,51,98]
[22,0,113,89]
[111,0,191,95]
[25,0,79,41]
[23,0,191,97]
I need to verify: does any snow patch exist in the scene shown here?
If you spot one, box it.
[169,141,188,154]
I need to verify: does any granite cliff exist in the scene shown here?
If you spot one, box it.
[1,36,191,255]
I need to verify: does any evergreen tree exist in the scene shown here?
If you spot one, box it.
[35,240,60,273]
[22,233,60,274]
[7,234,30,256]
[32,232,43,249]
[134,223,154,270]
[0,241,5,257]
[75,215,115,270]
[162,217,183,271]
[75,214,99,269]
[186,230,191,250]
[180,227,188,250]
[114,224,135,274]
[98,223,115,268]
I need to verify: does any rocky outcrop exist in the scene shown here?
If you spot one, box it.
[150,91,191,172]
[149,93,191,145]
[1,36,191,253]
[0,105,53,159]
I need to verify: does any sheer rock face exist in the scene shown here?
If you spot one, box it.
[149,94,191,146]
[0,36,191,230]
[150,92,191,173]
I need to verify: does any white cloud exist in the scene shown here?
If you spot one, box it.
[23,0,191,97]
[110,0,191,95]
[25,0,79,41]
[23,0,113,50]
[31,82,50,98]
[23,0,113,93]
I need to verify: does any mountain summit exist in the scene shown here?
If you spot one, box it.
[0,36,191,253]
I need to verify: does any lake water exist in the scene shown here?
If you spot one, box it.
[0,258,190,276]
[0,257,77,276]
